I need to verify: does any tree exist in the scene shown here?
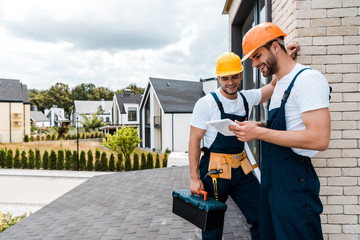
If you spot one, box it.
[91,86,114,101]
[95,149,101,171]
[29,89,46,112]
[80,108,105,132]
[140,152,146,170]
[155,153,160,168]
[103,126,142,158]
[35,149,41,169]
[133,153,139,170]
[5,149,13,168]
[146,153,154,169]
[0,148,6,168]
[71,150,78,170]
[43,82,72,114]
[125,153,132,171]
[72,83,96,100]
[100,152,108,171]
[42,150,49,169]
[28,149,35,169]
[117,83,145,95]
[65,150,72,170]
[49,150,57,170]
[79,151,86,170]
[116,153,123,171]
[57,150,64,170]
[21,150,28,169]
[13,148,21,168]
[162,153,168,168]
[87,150,94,171]
[109,153,115,171]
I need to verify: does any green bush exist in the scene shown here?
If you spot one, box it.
[162,153,168,168]
[109,153,115,171]
[133,153,139,170]
[155,153,160,168]
[125,153,132,171]
[146,152,154,169]
[46,134,51,141]
[49,150,57,170]
[21,150,28,169]
[0,212,28,233]
[100,152,108,171]
[65,150,72,170]
[0,148,6,168]
[42,150,49,169]
[116,153,123,171]
[23,134,29,142]
[165,148,171,154]
[13,148,21,169]
[79,151,86,170]
[51,134,56,141]
[95,149,101,171]
[140,152,146,170]
[57,149,64,170]
[28,149,35,169]
[71,150,78,170]
[35,149,41,169]
[5,149,13,168]
[87,150,94,171]
[30,135,35,142]
[36,135,40,141]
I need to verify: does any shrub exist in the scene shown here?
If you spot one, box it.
[87,150,94,171]
[21,150,28,169]
[140,152,146,170]
[79,151,86,171]
[146,152,154,169]
[30,135,35,142]
[108,153,115,171]
[71,150,78,170]
[23,134,29,142]
[49,150,57,170]
[13,148,21,169]
[165,148,171,154]
[51,134,56,141]
[133,153,139,170]
[41,135,46,141]
[28,149,35,169]
[42,150,49,169]
[155,153,160,168]
[90,133,94,138]
[65,150,72,170]
[0,212,27,233]
[116,153,123,171]
[125,153,132,171]
[162,153,168,168]
[46,134,51,141]
[35,149,41,169]
[5,149,13,168]
[57,150,64,170]
[0,148,6,168]
[100,152,108,171]
[94,149,101,171]
[36,135,40,141]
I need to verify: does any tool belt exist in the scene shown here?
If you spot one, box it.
[208,151,257,180]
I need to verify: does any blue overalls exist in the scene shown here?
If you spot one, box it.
[199,92,260,240]
[260,68,323,240]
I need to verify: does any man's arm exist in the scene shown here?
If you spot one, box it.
[229,108,330,151]
[189,126,206,195]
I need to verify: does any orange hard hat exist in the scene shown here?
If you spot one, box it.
[241,22,287,62]
[215,52,243,77]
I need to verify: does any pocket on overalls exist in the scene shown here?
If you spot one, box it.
[209,153,231,179]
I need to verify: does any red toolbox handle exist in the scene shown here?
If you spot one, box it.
[191,189,208,201]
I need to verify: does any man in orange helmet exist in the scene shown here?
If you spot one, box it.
[230,22,330,240]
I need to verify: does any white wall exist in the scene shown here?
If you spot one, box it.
[162,113,192,152]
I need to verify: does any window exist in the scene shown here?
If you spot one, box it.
[106,117,110,122]
[12,113,22,119]
[12,121,22,127]
[128,107,137,121]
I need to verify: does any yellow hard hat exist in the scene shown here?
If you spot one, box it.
[242,22,287,62]
[215,52,243,77]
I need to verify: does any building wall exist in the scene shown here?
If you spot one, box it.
[275,0,360,238]
[10,102,25,143]
[0,103,11,143]
[162,113,192,152]
[24,104,31,136]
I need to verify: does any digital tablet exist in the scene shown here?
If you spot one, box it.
[205,119,238,136]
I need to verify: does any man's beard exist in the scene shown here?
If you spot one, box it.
[263,52,278,77]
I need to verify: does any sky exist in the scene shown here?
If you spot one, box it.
[0,0,228,91]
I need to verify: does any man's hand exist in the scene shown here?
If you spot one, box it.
[286,40,300,60]
[190,177,204,195]
[228,120,264,142]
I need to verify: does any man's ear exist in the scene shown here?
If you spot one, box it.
[240,72,243,78]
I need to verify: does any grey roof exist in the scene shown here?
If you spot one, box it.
[30,111,49,122]
[149,77,205,113]
[0,166,251,239]
[115,93,142,114]
[0,78,30,104]
[74,100,112,115]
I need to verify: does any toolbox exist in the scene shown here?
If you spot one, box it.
[172,189,227,230]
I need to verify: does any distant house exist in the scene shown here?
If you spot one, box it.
[139,77,218,152]
[44,105,70,127]
[102,90,142,134]
[30,105,50,128]
[71,99,112,128]
[0,78,30,143]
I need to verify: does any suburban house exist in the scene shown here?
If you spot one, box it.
[44,105,69,127]
[223,0,360,238]
[71,100,112,128]
[139,77,218,152]
[0,78,30,143]
[30,105,50,128]
[101,90,142,135]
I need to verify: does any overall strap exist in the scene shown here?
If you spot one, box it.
[210,92,225,114]
[239,92,249,120]
[282,67,311,104]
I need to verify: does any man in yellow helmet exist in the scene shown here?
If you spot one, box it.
[188,51,278,240]
[230,22,330,239]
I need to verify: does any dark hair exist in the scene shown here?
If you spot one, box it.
[264,37,287,53]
